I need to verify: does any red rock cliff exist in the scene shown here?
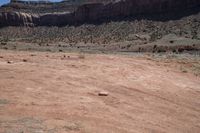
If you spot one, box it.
[0,0,200,27]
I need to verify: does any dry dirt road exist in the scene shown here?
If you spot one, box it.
[0,50,200,133]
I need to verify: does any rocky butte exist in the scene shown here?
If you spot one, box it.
[0,0,200,27]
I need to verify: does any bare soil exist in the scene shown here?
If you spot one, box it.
[0,50,199,133]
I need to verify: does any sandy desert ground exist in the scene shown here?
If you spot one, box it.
[0,50,200,133]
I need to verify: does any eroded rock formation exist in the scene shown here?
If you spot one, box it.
[0,0,200,27]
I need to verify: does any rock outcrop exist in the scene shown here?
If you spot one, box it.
[0,0,200,27]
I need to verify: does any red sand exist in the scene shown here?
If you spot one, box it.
[0,50,199,133]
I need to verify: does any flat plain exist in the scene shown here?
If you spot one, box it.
[0,50,199,133]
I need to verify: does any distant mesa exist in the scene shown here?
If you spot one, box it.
[0,0,200,27]
[10,0,51,4]
[9,0,114,5]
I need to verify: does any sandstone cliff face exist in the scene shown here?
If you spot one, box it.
[75,0,200,22]
[0,0,200,27]
[0,12,39,26]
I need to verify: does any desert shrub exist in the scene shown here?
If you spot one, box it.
[178,48,184,53]
[191,30,198,39]
[127,44,131,48]
[180,66,188,73]
[1,42,7,45]
[153,45,157,49]
[150,32,159,42]
[172,49,177,53]
[78,54,85,59]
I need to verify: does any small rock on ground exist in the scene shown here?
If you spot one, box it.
[98,91,109,96]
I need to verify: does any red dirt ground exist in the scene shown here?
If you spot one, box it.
[0,50,200,133]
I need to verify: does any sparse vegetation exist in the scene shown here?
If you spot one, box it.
[78,54,85,59]
[0,12,199,46]
[0,42,7,46]
[192,64,200,76]
[151,53,200,76]
[0,13,199,53]
[180,66,188,73]
[0,99,9,105]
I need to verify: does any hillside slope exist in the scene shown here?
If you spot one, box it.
[0,12,200,53]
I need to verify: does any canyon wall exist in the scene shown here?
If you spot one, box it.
[0,0,200,27]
